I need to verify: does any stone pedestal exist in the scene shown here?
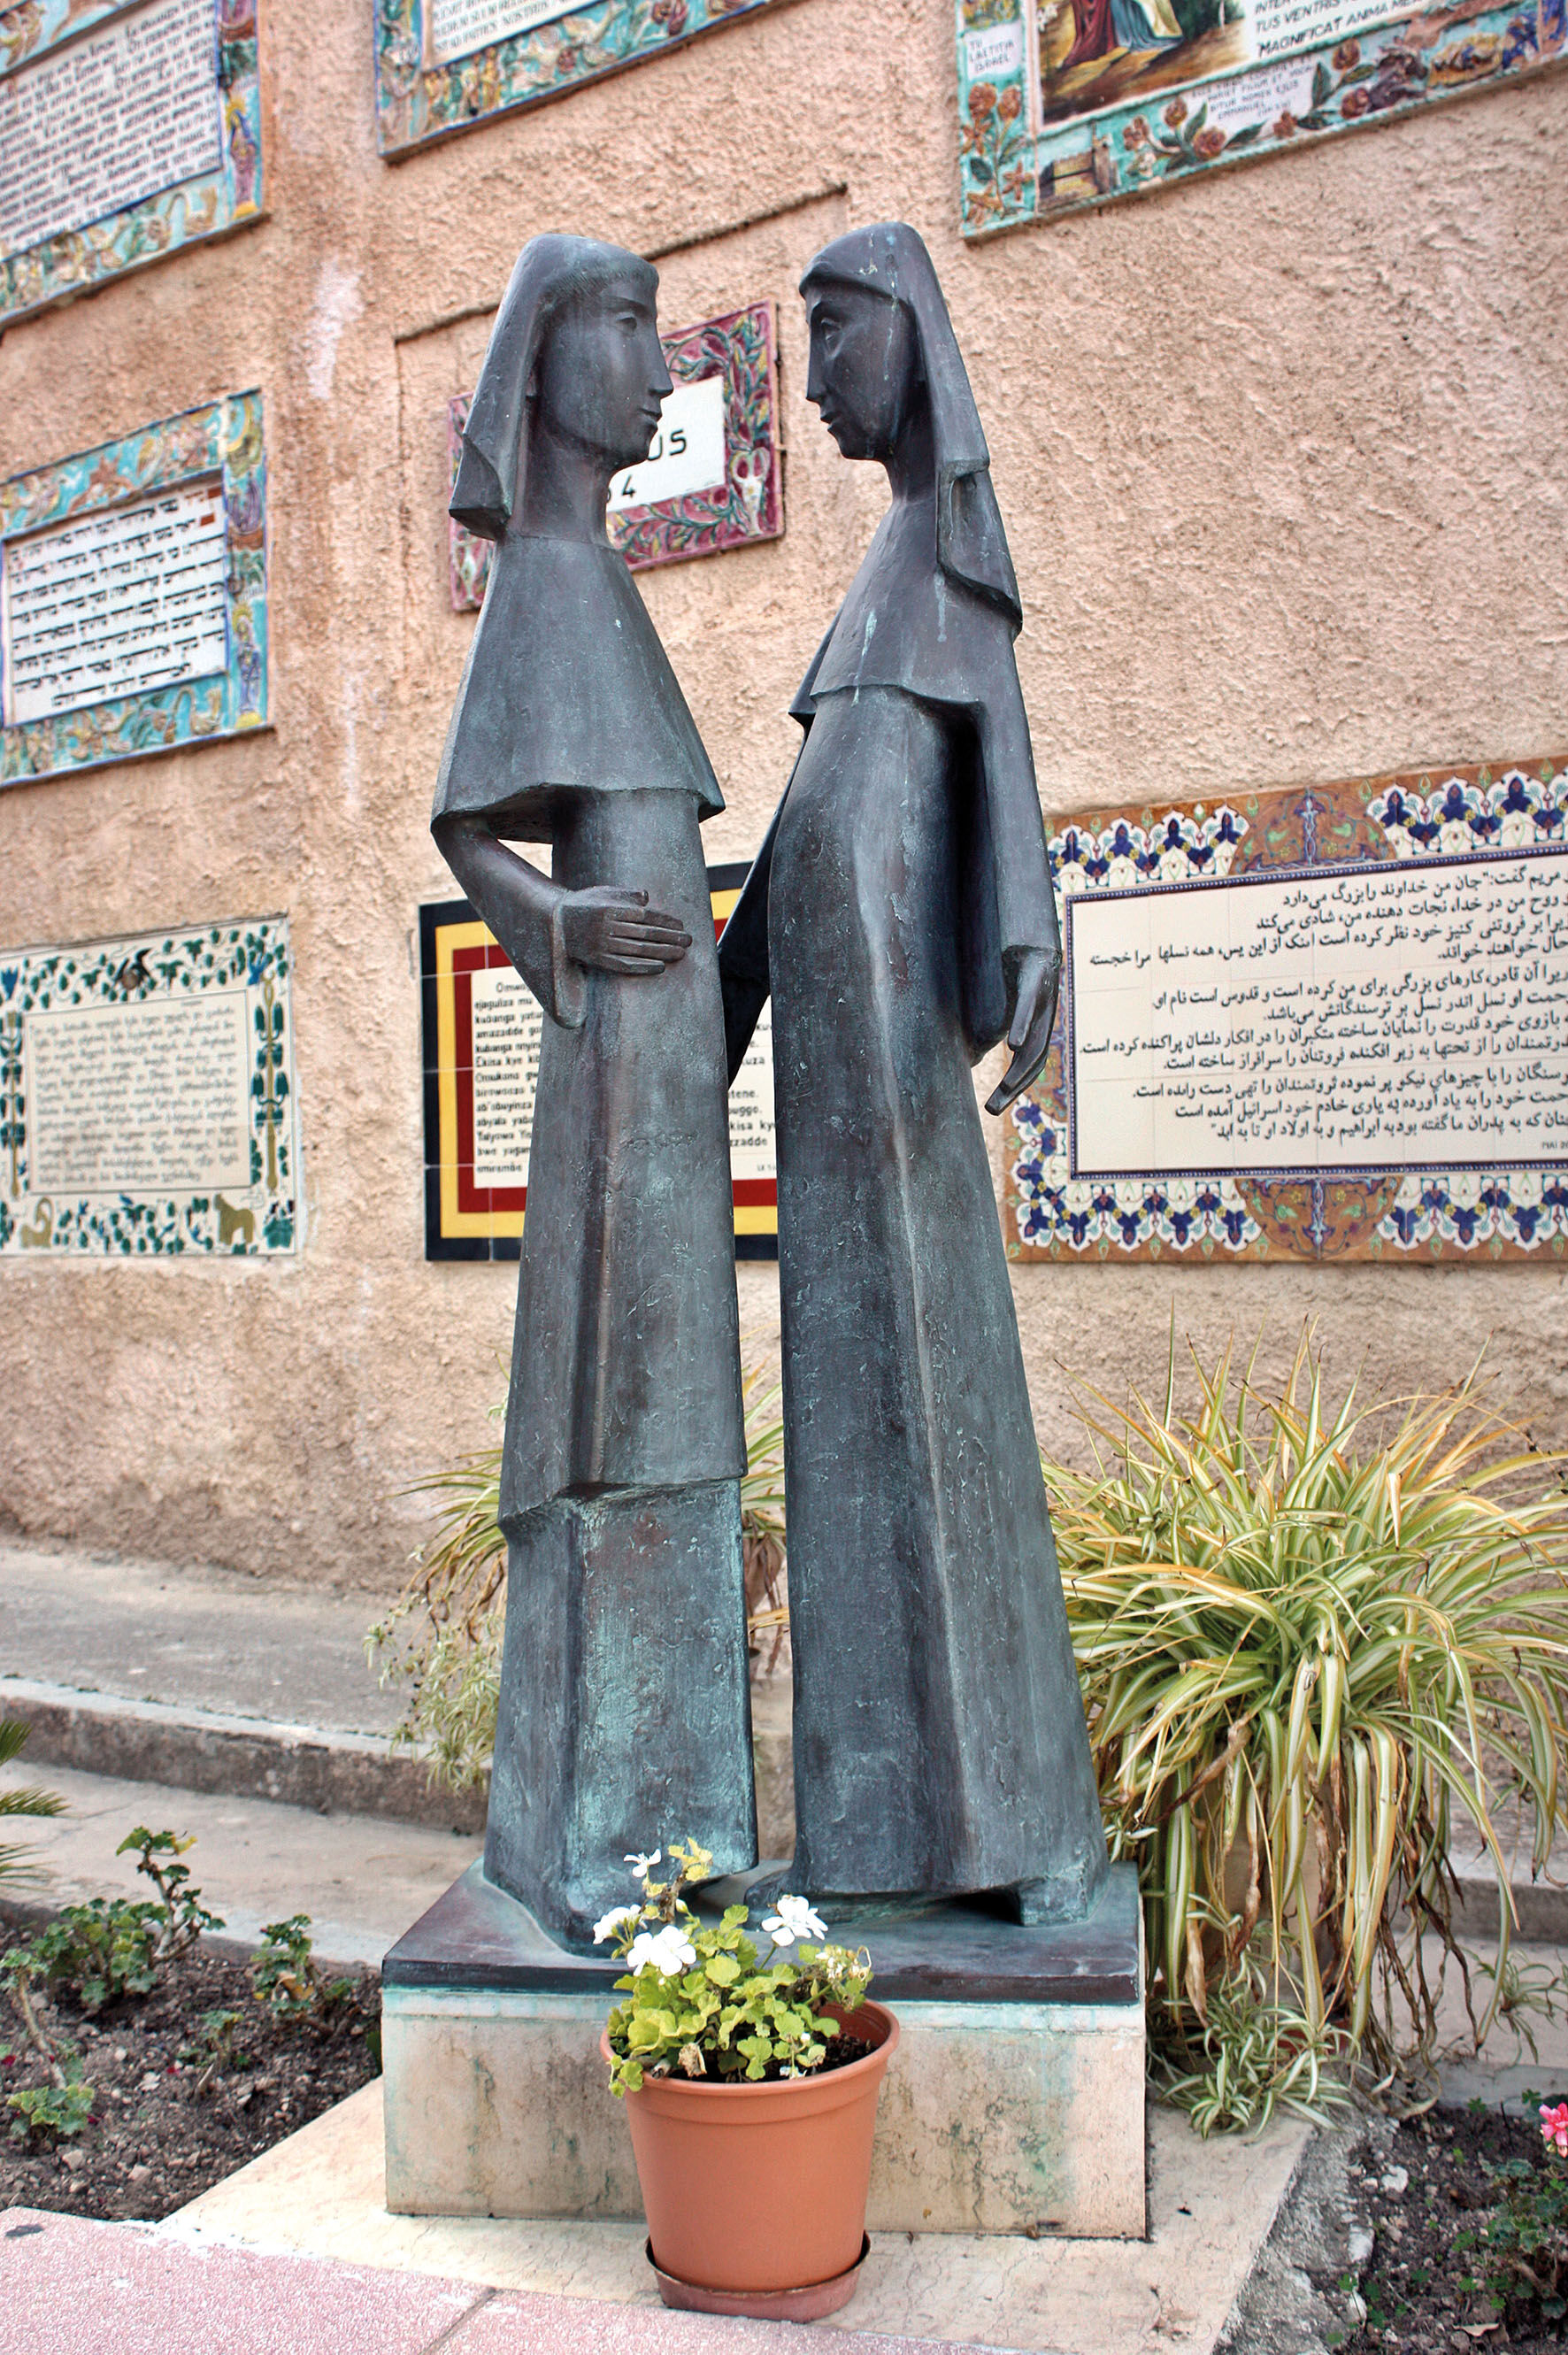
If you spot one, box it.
[381,1862,1146,2238]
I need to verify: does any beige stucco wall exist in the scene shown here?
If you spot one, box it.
[1,0,1565,1589]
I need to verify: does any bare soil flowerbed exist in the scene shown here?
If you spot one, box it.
[1346,2103,1568,2352]
[0,1946,380,2223]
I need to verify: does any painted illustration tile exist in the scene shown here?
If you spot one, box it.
[446,301,781,608]
[0,914,297,1258]
[419,876,777,1260]
[1005,755,1568,1262]
[955,0,1565,235]
[0,390,268,787]
[376,0,787,157]
[0,0,264,327]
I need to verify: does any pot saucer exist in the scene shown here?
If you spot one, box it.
[646,2233,871,2320]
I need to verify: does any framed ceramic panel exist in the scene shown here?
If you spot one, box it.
[420,870,777,1260]
[954,0,1565,235]
[446,301,781,609]
[376,0,787,157]
[0,0,264,327]
[1,391,267,788]
[1003,753,1568,1261]
[0,914,297,1258]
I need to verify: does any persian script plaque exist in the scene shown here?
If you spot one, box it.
[0,0,221,261]
[1067,850,1568,1177]
[1002,756,1568,1265]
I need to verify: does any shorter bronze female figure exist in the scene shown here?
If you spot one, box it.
[434,236,756,1945]
[720,224,1107,1923]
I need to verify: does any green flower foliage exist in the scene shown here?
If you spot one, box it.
[602,1840,871,2096]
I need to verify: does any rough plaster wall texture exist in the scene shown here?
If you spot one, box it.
[0,0,1563,1586]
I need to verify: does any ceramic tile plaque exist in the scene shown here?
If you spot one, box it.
[447,302,781,609]
[1004,753,1568,1261]
[0,0,263,327]
[376,0,784,157]
[0,915,296,1258]
[954,0,1564,235]
[421,868,777,1260]
[1,392,267,788]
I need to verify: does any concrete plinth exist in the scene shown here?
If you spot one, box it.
[381,1863,1145,2239]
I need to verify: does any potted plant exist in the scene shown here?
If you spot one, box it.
[597,1839,899,2320]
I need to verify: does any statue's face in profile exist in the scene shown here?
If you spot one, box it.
[804,285,923,464]
[532,273,673,473]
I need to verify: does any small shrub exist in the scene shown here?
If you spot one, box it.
[0,1963,95,2145]
[251,1915,354,2025]
[4,2055,95,2144]
[1048,1327,1568,2113]
[4,1828,225,2013]
[1479,2105,1568,2323]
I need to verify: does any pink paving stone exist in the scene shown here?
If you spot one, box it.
[0,2208,484,2355]
[1,2210,1002,2355]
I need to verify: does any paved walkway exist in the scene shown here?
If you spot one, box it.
[0,1538,399,1733]
[1,2207,998,2355]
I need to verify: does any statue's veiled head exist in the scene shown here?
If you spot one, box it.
[799,222,1022,625]
[803,278,927,466]
[451,235,670,542]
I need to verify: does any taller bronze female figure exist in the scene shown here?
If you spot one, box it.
[719,223,1106,1923]
[434,235,756,1945]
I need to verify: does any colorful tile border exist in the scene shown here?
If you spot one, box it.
[0,390,268,788]
[0,914,297,1258]
[446,301,782,609]
[375,0,786,158]
[420,875,778,1260]
[955,0,1565,236]
[1004,754,1568,1262]
[1,0,264,328]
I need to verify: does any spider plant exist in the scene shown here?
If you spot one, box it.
[370,1369,788,1789]
[0,1718,65,1888]
[1047,1328,1568,2097]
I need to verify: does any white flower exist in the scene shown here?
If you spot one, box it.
[762,1894,829,1948]
[624,1850,661,1880]
[592,1905,641,1946]
[626,1925,697,1977]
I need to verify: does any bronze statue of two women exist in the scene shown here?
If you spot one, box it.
[434,224,1107,1949]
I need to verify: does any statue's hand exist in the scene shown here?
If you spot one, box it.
[985,947,1059,1116]
[560,887,691,977]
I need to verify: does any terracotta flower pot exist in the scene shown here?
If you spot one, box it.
[604,1999,899,2314]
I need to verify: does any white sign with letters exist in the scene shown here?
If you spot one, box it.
[2,480,229,727]
[608,376,726,513]
[1067,850,1568,1177]
[0,0,220,261]
[426,0,576,65]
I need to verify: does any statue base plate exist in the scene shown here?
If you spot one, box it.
[381,1862,1146,2237]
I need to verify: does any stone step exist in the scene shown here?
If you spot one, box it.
[0,1675,486,1835]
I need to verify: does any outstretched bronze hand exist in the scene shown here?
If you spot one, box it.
[562,887,691,977]
[985,946,1059,1116]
